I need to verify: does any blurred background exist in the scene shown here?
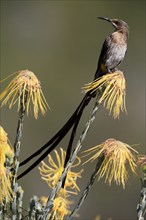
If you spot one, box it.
[1,1,145,219]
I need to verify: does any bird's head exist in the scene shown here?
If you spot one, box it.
[98,17,129,31]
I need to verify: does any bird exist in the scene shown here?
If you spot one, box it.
[95,17,129,79]
[17,17,129,180]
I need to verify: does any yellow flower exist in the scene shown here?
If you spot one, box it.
[0,126,14,204]
[51,196,72,220]
[0,164,13,204]
[82,71,126,118]
[83,139,138,188]
[40,196,48,206]
[0,126,14,165]
[95,215,112,220]
[39,148,83,194]
[40,189,73,220]
[95,215,101,220]
[0,70,49,119]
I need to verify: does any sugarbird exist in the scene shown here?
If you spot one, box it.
[18,17,129,179]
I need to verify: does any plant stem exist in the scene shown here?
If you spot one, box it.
[137,165,146,220]
[67,154,105,220]
[11,94,26,219]
[42,99,99,219]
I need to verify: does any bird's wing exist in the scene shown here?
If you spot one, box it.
[94,35,111,79]
[98,35,112,69]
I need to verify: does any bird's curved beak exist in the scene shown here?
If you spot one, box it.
[98,17,111,23]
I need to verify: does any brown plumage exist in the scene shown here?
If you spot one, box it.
[95,17,129,78]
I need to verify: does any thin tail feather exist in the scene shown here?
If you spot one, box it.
[18,93,91,179]
[64,94,92,167]
[62,99,88,187]
[19,94,88,167]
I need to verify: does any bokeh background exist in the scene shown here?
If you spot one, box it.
[1,1,145,219]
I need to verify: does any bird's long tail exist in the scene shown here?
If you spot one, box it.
[18,92,92,179]
[62,67,106,177]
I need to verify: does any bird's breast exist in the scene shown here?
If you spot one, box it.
[105,43,127,69]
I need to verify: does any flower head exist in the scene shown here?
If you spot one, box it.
[39,148,83,194]
[0,126,14,204]
[0,70,49,119]
[0,126,14,165]
[51,195,72,220]
[41,189,73,220]
[83,139,138,188]
[82,71,126,118]
[0,164,13,204]
[95,215,101,220]
[40,196,48,207]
